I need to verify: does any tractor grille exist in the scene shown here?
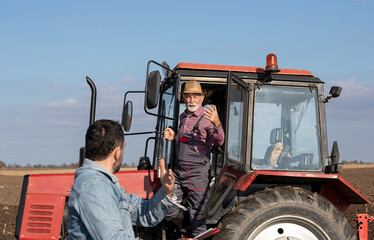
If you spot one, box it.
[25,204,54,234]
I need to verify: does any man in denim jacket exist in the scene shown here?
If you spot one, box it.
[67,119,176,239]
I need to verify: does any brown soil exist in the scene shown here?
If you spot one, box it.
[340,167,374,239]
[0,175,24,240]
[1,167,373,239]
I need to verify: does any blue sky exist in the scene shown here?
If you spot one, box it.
[1,0,374,166]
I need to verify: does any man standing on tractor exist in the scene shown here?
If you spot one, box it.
[163,81,225,238]
[67,119,176,239]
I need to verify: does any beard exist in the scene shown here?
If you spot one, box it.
[113,151,124,174]
[186,102,201,113]
[112,160,122,173]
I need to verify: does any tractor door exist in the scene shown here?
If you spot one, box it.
[205,72,249,221]
[152,79,179,169]
[224,72,250,167]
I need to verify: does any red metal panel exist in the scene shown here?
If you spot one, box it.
[19,194,65,240]
[175,62,313,76]
[115,170,161,199]
[222,168,370,206]
[320,176,370,206]
[252,170,370,204]
[26,170,161,199]
[18,170,160,239]
[256,170,340,179]
[256,171,370,205]
[320,183,351,211]
[233,171,258,191]
[27,173,74,195]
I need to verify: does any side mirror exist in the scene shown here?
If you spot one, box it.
[330,141,340,164]
[329,86,342,98]
[145,70,161,109]
[325,141,342,173]
[121,101,133,132]
[324,86,342,103]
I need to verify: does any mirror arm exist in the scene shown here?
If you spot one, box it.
[144,137,156,160]
[124,131,156,136]
[123,88,173,120]
[123,91,145,106]
[323,94,333,103]
[143,105,174,120]
[147,60,177,77]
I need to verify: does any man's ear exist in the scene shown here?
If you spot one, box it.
[113,146,121,161]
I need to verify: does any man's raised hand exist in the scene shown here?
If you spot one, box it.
[204,105,221,129]
[159,159,175,198]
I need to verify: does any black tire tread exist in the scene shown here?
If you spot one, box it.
[214,186,355,240]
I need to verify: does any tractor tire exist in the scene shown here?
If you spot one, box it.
[214,186,355,240]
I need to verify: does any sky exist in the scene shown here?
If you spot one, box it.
[1,0,374,167]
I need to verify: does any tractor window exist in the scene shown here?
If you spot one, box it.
[226,80,248,163]
[252,86,322,171]
[227,98,245,162]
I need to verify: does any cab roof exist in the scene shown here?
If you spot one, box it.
[174,62,322,83]
[175,62,313,76]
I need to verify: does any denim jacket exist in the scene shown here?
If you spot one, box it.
[67,159,174,240]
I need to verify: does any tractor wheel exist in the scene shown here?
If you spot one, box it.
[214,186,355,240]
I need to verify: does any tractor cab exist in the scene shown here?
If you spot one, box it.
[134,55,341,179]
[119,55,373,237]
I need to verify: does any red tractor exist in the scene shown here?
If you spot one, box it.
[15,54,373,239]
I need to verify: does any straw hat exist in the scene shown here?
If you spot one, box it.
[180,81,203,94]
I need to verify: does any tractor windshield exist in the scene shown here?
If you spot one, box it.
[251,85,322,171]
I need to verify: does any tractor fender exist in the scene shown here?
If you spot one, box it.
[232,170,370,212]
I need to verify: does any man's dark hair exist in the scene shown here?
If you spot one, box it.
[85,119,124,161]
